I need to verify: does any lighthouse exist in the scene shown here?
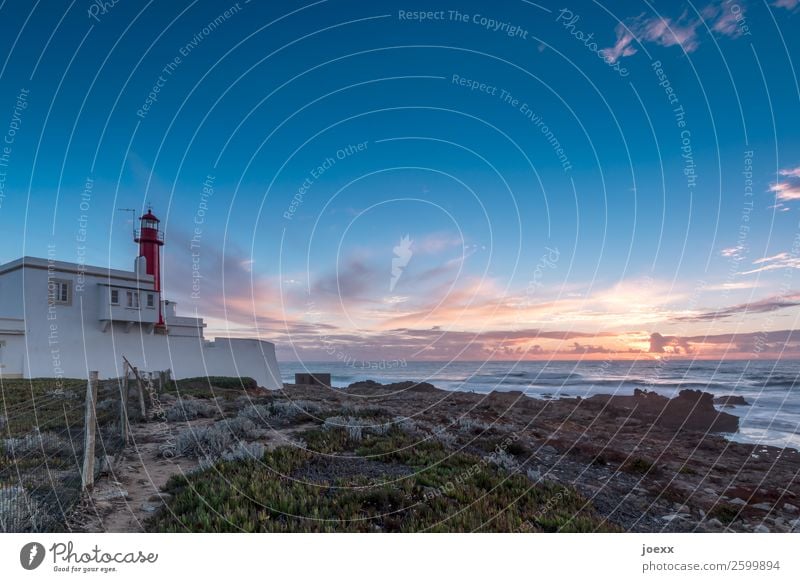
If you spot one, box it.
[134,207,165,326]
[0,203,282,388]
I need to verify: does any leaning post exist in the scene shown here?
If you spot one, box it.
[81,371,99,491]
[119,372,129,445]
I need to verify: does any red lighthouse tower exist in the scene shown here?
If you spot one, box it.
[134,208,165,326]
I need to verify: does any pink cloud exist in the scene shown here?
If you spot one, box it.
[770,180,800,202]
[603,23,639,63]
[769,165,800,208]
[603,2,747,63]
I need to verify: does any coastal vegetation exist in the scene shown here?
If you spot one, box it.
[147,422,615,533]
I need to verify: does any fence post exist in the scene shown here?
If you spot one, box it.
[135,367,146,419]
[119,373,129,445]
[81,371,99,491]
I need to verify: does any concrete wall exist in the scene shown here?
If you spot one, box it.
[0,264,282,389]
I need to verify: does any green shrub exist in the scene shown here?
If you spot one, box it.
[623,457,655,474]
[165,398,217,422]
[709,504,739,525]
[170,377,258,399]
[148,430,617,533]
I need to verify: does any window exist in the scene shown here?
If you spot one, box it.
[110,289,120,305]
[126,290,139,309]
[146,293,155,308]
[51,280,71,305]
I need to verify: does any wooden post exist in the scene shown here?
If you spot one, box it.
[122,356,147,421]
[135,367,146,419]
[81,371,99,490]
[119,373,129,445]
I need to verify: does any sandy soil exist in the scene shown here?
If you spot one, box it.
[76,414,312,533]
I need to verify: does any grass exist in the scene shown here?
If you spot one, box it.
[164,377,258,401]
[0,378,88,437]
[147,427,617,533]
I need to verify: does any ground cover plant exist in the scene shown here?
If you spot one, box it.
[148,424,616,533]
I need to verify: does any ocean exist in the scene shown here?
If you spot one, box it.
[279,359,800,450]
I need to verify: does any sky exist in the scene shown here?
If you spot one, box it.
[0,0,799,362]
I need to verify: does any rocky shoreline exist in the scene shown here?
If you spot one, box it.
[278,379,800,532]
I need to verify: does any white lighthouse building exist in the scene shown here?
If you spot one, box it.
[0,209,282,389]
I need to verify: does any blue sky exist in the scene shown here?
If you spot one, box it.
[1,0,799,360]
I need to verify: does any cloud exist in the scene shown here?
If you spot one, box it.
[649,332,693,354]
[649,329,800,357]
[769,181,800,202]
[280,318,800,361]
[414,232,464,254]
[311,258,379,302]
[603,23,640,62]
[773,0,799,9]
[721,245,745,258]
[604,13,699,63]
[702,3,747,37]
[770,166,800,208]
[603,2,746,63]
[570,342,616,354]
[673,292,800,322]
[739,252,800,275]
[278,323,621,361]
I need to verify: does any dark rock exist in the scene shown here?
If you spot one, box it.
[346,380,381,389]
[714,395,749,407]
[589,389,739,434]
[347,380,439,394]
[666,390,739,433]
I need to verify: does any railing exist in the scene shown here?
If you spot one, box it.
[133,229,164,243]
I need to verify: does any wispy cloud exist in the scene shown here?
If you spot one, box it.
[769,182,800,202]
[721,245,746,258]
[603,2,747,63]
[673,292,800,322]
[773,0,799,9]
[770,166,800,208]
[740,252,800,275]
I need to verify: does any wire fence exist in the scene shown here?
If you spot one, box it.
[0,368,163,532]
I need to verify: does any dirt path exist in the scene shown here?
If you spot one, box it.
[77,418,312,533]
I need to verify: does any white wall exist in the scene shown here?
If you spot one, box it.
[0,268,24,318]
[0,264,282,389]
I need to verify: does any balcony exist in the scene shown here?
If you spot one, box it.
[98,284,159,330]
